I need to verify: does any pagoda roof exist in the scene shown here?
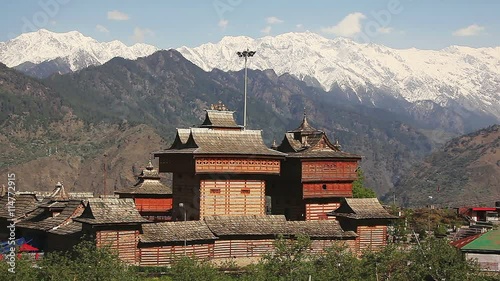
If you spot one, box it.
[277,112,361,160]
[157,128,285,158]
[288,112,321,135]
[328,198,398,220]
[115,161,172,195]
[74,198,148,225]
[16,200,84,231]
[200,110,241,129]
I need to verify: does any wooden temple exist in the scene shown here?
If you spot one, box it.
[0,102,397,265]
[271,112,361,221]
[154,102,285,220]
[115,161,173,222]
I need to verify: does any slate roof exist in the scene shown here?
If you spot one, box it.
[140,221,217,243]
[115,161,172,195]
[328,198,399,220]
[461,229,500,253]
[204,215,288,236]
[74,198,148,225]
[277,114,361,159]
[200,110,241,129]
[203,215,356,238]
[158,128,285,158]
[286,220,357,238]
[16,200,84,231]
[0,193,39,219]
[48,221,83,235]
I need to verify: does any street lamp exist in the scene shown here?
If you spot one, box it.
[237,48,256,129]
[178,202,187,255]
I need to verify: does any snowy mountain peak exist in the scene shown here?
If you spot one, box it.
[0,29,159,71]
[177,31,500,119]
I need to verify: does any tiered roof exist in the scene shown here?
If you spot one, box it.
[328,198,398,220]
[74,198,148,225]
[156,103,285,158]
[277,112,361,159]
[115,161,172,195]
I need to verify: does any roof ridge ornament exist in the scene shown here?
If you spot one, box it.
[210,101,228,111]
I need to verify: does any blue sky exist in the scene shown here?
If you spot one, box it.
[2,0,499,49]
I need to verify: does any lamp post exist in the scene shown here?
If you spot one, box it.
[178,202,187,255]
[237,48,256,129]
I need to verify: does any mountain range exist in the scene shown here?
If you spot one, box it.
[0,29,158,77]
[394,124,500,207]
[1,30,498,135]
[0,29,499,205]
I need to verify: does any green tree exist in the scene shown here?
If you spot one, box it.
[169,256,232,281]
[313,243,361,281]
[352,168,377,198]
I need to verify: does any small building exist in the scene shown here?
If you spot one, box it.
[115,161,173,221]
[328,198,397,252]
[272,113,361,220]
[74,198,148,265]
[139,220,217,266]
[154,103,285,221]
[458,229,500,272]
[0,193,39,240]
[457,206,500,223]
[16,199,85,252]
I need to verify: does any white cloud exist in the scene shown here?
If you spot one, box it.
[261,26,272,34]
[96,25,110,33]
[132,27,154,43]
[50,20,56,25]
[266,16,284,25]
[107,10,129,21]
[218,19,228,29]
[296,24,303,29]
[321,12,366,37]
[453,24,485,37]
[377,27,393,34]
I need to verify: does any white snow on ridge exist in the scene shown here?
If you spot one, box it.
[0,29,159,71]
[177,32,500,117]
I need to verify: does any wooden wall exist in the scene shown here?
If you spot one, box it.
[200,180,265,218]
[139,243,214,266]
[213,239,274,259]
[96,230,139,265]
[195,158,280,175]
[301,161,357,182]
[303,183,353,198]
[135,198,173,212]
[356,225,387,253]
[305,202,340,221]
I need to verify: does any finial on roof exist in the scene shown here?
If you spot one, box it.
[334,139,342,150]
[51,181,69,201]
[271,139,278,150]
[146,159,154,170]
[210,101,228,111]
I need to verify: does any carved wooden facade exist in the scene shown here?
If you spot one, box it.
[273,113,362,221]
[154,107,285,220]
